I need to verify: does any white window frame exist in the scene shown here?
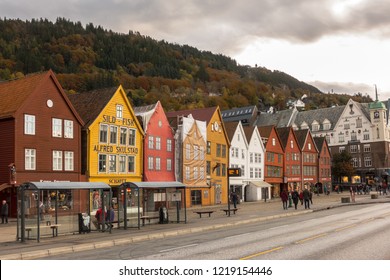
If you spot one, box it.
[52,118,62,137]
[148,156,154,170]
[24,114,36,135]
[109,154,117,172]
[156,137,161,150]
[64,120,74,139]
[99,154,107,173]
[53,150,63,171]
[100,124,108,143]
[167,139,172,152]
[110,125,118,144]
[128,156,135,173]
[156,157,161,171]
[64,151,74,171]
[25,149,36,170]
[120,127,127,145]
[119,155,126,173]
[128,129,136,146]
[167,159,172,171]
[116,104,123,119]
[148,136,154,149]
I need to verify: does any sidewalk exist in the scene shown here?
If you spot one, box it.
[0,192,389,260]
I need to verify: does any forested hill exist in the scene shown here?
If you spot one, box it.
[0,18,372,111]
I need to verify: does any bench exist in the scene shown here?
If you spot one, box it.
[194,210,214,218]
[221,208,238,215]
[140,216,160,226]
[25,224,61,239]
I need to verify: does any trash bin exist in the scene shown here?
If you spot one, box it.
[78,212,90,234]
[159,206,168,224]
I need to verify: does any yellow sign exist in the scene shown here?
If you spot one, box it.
[228,168,241,177]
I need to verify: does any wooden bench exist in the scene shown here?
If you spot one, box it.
[140,216,160,226]
[25,224,61,239]
[193,210,214,218]
[221,208,238,215]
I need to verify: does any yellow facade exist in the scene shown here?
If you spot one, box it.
[206,107,230,205]
[87,86,144,187]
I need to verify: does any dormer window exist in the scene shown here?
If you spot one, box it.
[312,121,319,131]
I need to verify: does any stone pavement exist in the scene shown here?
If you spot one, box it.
[0,192,389,260]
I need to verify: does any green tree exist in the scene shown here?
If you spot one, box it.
[332,150,355,183]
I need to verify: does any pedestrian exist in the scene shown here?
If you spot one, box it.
[39,201,45,220]
[299,190,304,205]
[230,191,238,209]
[280,189,288,210]
[303,186,311,209]
[105,206,115,229]
[350,186,356,202]
[292,189,299,210]
[1,200,8,224]
[93,207,106,231]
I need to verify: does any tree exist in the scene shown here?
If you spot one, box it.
[331,150,355,183]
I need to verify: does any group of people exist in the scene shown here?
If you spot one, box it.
[92,206,115,231]
[280,186,313,210]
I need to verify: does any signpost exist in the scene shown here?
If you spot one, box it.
[227,168,241,216]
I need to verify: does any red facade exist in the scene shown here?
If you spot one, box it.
[135,101,175,182]
[0,71,84,215]
[315,137,332,191]
[295,129,318,187]
[258,125,284,197]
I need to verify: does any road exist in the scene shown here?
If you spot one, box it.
[41,203,390,260]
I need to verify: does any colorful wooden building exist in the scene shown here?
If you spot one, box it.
[68,86,144,208]
[167,106,230,206]
[257,125,284,198]
[0,70,84,216]
[314,137,332,193]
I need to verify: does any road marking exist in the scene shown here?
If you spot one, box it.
[159,243,198,253]
[268,225,288,230]
[295,233,327,244]
[224,233,251,240]
[334,224,357,232]
[240,246,283,260]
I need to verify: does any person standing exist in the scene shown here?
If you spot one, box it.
[280,189,288,210]
[292,188,299,210]
[230,191,238,209]
[303,186,311,209]
[1,200,8,224]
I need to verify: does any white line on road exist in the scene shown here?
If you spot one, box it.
[159,243,199,253]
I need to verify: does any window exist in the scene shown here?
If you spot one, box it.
[185,166,190,180]
[241,165,245,177]
[167,159,172,171]
[356,118,362,128]
[351,158,358,168]
[128,129,136,146]
[110,126,117,144]
[222,145,226,158]
[241,149,245,159]
[119,155,126,173]
[24,114,35,135]
[216,144,221,157]
[155,157,161,171]
[100,124,108,143]
[116,105,123,118]
[351,131,357,141]
[207,141,211,154]
[272,138,276,146]
[200,146,205,160]
[364,156,372,167]
[167,139,172,152]
[222,163,226,177]
[323,122,331,130]
[312,123,319,131]
[338,133,344,143]
[200,167,205,179]
[25,149,36,170]
[193,167,198,180]
[64,151,74,171]
[52,118,62,137]
[290,140,294,148]
[206,161,211,175]
[109,155,116,172]
[156,137,161,150]
[194,145,199,160]
[350,145,358,153]
[363,130,370,140]
[308,143,311,150]
[148,157,154,170]
[64,120,74,138]
[363,144,371,153]
[53,150,63,171]
[148,136,154,149]
[186,144,191,160]
[120,127,127,145]
[99,154,107,172]
[339,147,345,153]
[250,153,253,163]
[128,156,135,173]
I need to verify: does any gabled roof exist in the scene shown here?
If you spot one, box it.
[257,125,274,139]
[166,107,217,128]
[276,127,291,149]
[243,126,255,142]
[68,87,118,127]
[221,105,257,124]
[293,129,309,150]
[0,70,83,124]
[224,122,239,142]
[255,108,297,128]
[313,137,326,152]
[133,101,159,132]
[294,106,345,130]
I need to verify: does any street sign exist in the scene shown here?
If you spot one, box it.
[228,168,241,177]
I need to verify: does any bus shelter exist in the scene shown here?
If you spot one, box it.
[118,181,187,229]
[17,181,111,242]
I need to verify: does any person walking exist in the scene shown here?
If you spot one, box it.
[1,200,8,224]
[291,188,299,210]
[280,189,288,210]
[230,191,238,209]
[303,186,311,209]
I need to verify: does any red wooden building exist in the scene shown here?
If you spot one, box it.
[294,129,319,189]
[276,127,303,192]
[0,70,84,216]
[314,137,332,193]
[257,125,284,198]
[134,101,176,182]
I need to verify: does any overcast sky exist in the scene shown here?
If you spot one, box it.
[2,0,390,99]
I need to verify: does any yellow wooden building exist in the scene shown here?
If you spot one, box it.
[68,86,144,203]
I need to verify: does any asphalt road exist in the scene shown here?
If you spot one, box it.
[40,203,390,260]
